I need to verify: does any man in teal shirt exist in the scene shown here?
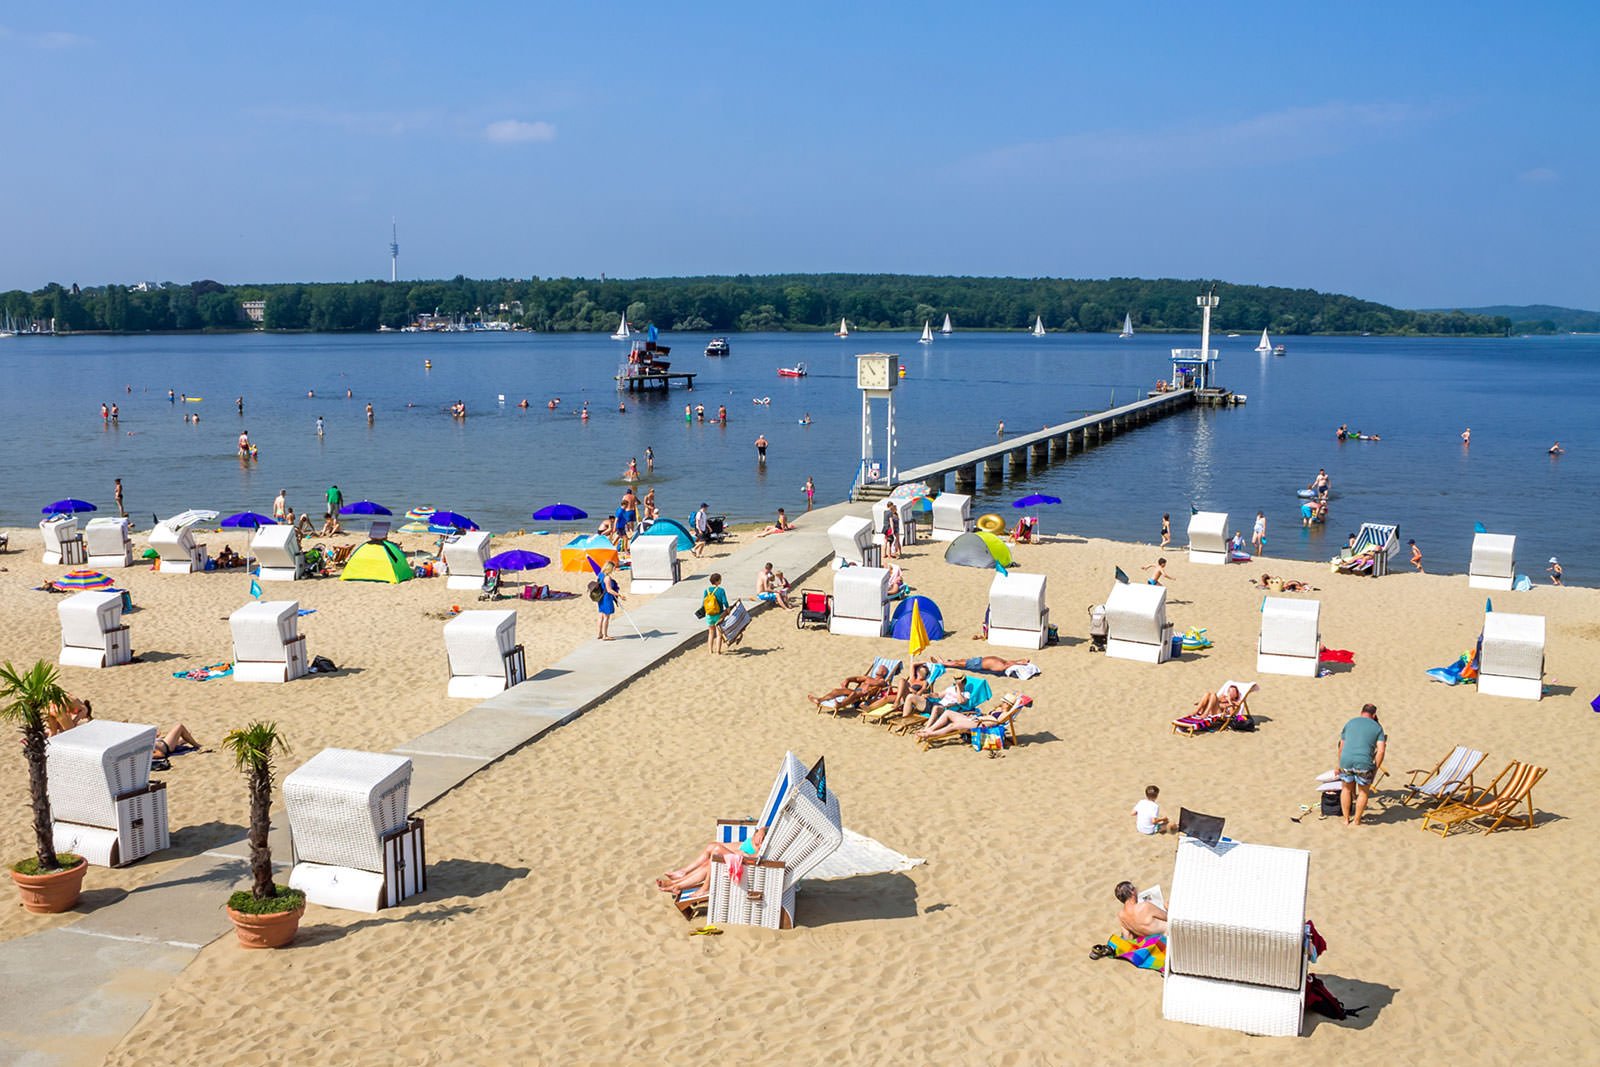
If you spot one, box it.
[1337,703,1387,827]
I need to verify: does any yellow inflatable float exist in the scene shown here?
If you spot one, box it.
[977,513,1005,534]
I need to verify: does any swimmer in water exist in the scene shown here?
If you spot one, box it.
[799,413,812,425]
[308,389,315,398]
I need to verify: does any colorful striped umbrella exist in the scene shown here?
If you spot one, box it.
[54,569,115,590]
[405,506,437,521]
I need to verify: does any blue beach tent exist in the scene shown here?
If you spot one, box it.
[636,517,695,552]
[890,596,946,641]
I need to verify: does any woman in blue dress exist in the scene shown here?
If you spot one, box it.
[594,562,623,640]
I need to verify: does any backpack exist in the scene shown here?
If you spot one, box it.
[702,588,722,615]
[1304,973,1366,1020]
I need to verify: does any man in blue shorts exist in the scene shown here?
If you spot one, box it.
[1337,703,1387,828]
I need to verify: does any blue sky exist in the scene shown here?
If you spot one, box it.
[1,2,1594,308]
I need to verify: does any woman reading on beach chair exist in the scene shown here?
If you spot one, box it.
[1172,682,1256,735]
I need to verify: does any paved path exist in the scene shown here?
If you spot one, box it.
[0,501,859,1066]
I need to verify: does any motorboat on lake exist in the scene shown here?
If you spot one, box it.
[777,362,807,378]
[705,338,730,357]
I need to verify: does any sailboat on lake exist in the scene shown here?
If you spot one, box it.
[1119,313,1134,339]
[941,313,953,335]
[611,315,631,341]
[1255,328,1272,354]
[1031,316,1046,337]
[919,321,934,344]
[836,318,849,337]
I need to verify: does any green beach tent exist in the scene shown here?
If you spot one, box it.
[340,539,414,584]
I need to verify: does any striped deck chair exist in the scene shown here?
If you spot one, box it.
[1398,746,1486,807]
[707,752,843,929]
[1172,681,1257,736]
[1421,760,1547,837]
[919,693,1032,751]
[815,657,902,716]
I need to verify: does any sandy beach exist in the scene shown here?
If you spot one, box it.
[5,518,1593,1064]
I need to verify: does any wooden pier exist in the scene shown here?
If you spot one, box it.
[865,388,1196,500]
[615,371,697,393]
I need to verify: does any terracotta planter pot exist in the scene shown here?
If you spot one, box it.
[11,859,88,914]
[226,902,305,949]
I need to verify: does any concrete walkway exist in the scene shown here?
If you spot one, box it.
[0,501,861,1066]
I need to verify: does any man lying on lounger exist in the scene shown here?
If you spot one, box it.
[936,655,1040,679]
[807,662,893,710]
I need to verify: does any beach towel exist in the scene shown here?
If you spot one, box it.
[173,661,233,681]
[1319,647,1354,664]
[1105,933,1166,971]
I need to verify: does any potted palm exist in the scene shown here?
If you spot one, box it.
[2,660,88,913]
[222,721,305,948]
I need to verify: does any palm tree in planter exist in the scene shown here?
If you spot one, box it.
[1,659,88,913]
[222,721,305,948]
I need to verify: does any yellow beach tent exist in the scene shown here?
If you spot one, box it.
[340,539,414,583]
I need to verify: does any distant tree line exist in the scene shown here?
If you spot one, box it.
[0,274,1512,336]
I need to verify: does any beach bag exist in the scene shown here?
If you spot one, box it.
[1320,790,1343,817]
[310,655,338,674]
[1304,974,1365,1019]
[588,581,603,602]
[701,588,721,616]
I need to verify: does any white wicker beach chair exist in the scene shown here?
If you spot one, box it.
[48,720,168,867]
[1187,511,1229,565]
[930,493,974,542]
[628,536,679,594]
[229,600,308,683]
[1257,597,1321,677]
[251,525,308,582]
[285,748,425,912]
[1104,581,1174,663]
[1163,837,1311,1038]
[707,752,843,929]
[39,515,85,566]
[987,571,1049,650]
[149,520,208,574]
[1477,611,1544,701]
[872,496,918,548]
[828,515,881,568]
[830,565,891,637]
[443,530,493,590]
[58,590,131,669]
[444,609,525,698]
[84,516,134,568]
[1469,532,1516,591]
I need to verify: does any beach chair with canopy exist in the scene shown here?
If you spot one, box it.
[1104,581,1175,664]
[285,748,425,912]
[873,496,918,549]
[40,514,86,566]
[706,752,843,929]
[1162,837,1311,1038]
[930,493,973,542]
[828,515,880,568]
[1469,532,1516,591]
[1420,760,1547,837]
[987,571,1048,649]
[1398,746,1487,807]
[252,525,308,582]
[444,609,526,698]
[1187,511,1229,565]
[58,590,132,669]
[628,535,679,594]
[47,720,169,867]
[1257,597,1321,677]
[84,517,133,568]
[230,600,309,683]
[149,519,209,574]
[830,565,891,637]
[1477,611,1543,700]
[1350,522,1399,576]
[442,530,493,590]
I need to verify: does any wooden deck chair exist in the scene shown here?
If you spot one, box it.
[327,544,357,568]
[919,693,1031,751]
[1172,682,1256,737]
[1398,746,1487,807]
[813,657,901,716]
[1420,761,1547,837]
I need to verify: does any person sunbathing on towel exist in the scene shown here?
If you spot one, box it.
[936,655,1037,676]
[656,828,766,898]
[1257,573,1311,592]
[152,723,201,761]
[1115,881,1168,938]
[807,663,892,710]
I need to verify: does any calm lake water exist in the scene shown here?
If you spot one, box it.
[0,330,1591,583]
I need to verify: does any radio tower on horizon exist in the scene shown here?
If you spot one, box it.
[389,219,399,282]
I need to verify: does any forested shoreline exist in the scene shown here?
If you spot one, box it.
[2,274,1511,336]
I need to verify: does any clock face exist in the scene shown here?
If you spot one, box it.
[857,356,892,390]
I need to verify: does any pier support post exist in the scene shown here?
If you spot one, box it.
[1030,441,1050,467]
[955,465,977,494]
[1049,434,1068,460]
[983,455,1005,484]
[1009,447,1029,475]
[927,472,944,493]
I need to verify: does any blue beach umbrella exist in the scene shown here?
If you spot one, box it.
[427,510,478,531]
[340,500,393,516]
[221,512,277,529]
[43,499,96,515]
[1012,493,1062,508]
[484,549,550,572]
[533,503,588,522]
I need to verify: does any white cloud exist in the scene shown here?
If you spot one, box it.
[484,119,556,145]
[0,25,91,48]
[954,102,1433,183]
[1517,167,1559,185]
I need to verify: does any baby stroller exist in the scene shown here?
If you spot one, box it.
[795,589,832,630]
[1087,603,1108,653]
[478,568,503,601]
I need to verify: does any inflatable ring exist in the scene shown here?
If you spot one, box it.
[977,513,1005,534]
[752,396,770,405]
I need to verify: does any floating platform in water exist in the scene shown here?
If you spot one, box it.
[616,371,697,392]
